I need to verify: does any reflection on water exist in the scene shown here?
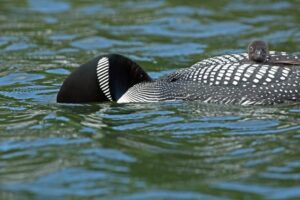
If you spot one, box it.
[1,0,300,199]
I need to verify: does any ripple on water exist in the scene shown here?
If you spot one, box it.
[1,0,300,199]
[4,42,35,52]
[28,0,70,14]
[77,5,115,15]
[71,36,121,50]
[0,73,44,86]
[213,182,300,199]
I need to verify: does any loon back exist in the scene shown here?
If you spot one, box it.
[119,52,300,105]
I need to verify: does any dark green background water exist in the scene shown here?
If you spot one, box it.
[1,0,300,199]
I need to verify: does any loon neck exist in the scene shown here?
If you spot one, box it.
[57,54,151,103]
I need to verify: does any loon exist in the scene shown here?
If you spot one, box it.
[248,40,300,65]
[57,51,300,105]
[248,40,269,63]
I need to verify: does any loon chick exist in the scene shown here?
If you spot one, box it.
[248,40,300,65]
[248,40,269,63]
[57,52,300,105]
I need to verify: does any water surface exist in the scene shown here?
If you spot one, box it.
[1,0,300,199]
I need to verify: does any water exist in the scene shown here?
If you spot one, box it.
[1,0,300,199]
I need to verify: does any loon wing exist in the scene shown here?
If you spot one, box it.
[119,52,300,105]
[173,63,297,86]
[159,53,250,82]
[196,53,249,65]
[119,63,300,105]
[118,52,300,104]
[118,69,300,105]
[161,52,300,84]
[267,51,300,65]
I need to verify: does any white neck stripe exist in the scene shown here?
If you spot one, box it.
[96,57,113,101]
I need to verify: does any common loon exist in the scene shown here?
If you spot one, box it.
[57,51,300,105]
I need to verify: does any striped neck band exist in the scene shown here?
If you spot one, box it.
[96,57,113,101]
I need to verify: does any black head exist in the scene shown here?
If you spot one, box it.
[247,40,269,63]
[57,54,151,103]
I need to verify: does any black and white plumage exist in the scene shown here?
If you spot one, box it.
[57,54,151,103]
[119,52,300,105]
[57,52,300,105]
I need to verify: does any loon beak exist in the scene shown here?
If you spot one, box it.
[255,49,262,56]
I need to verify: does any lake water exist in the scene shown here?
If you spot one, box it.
[1,0,300,199]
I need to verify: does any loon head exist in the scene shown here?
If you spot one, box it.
[57,54,152,103]
[247,40,269,63]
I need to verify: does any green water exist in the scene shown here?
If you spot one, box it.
[1,0,300,199]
